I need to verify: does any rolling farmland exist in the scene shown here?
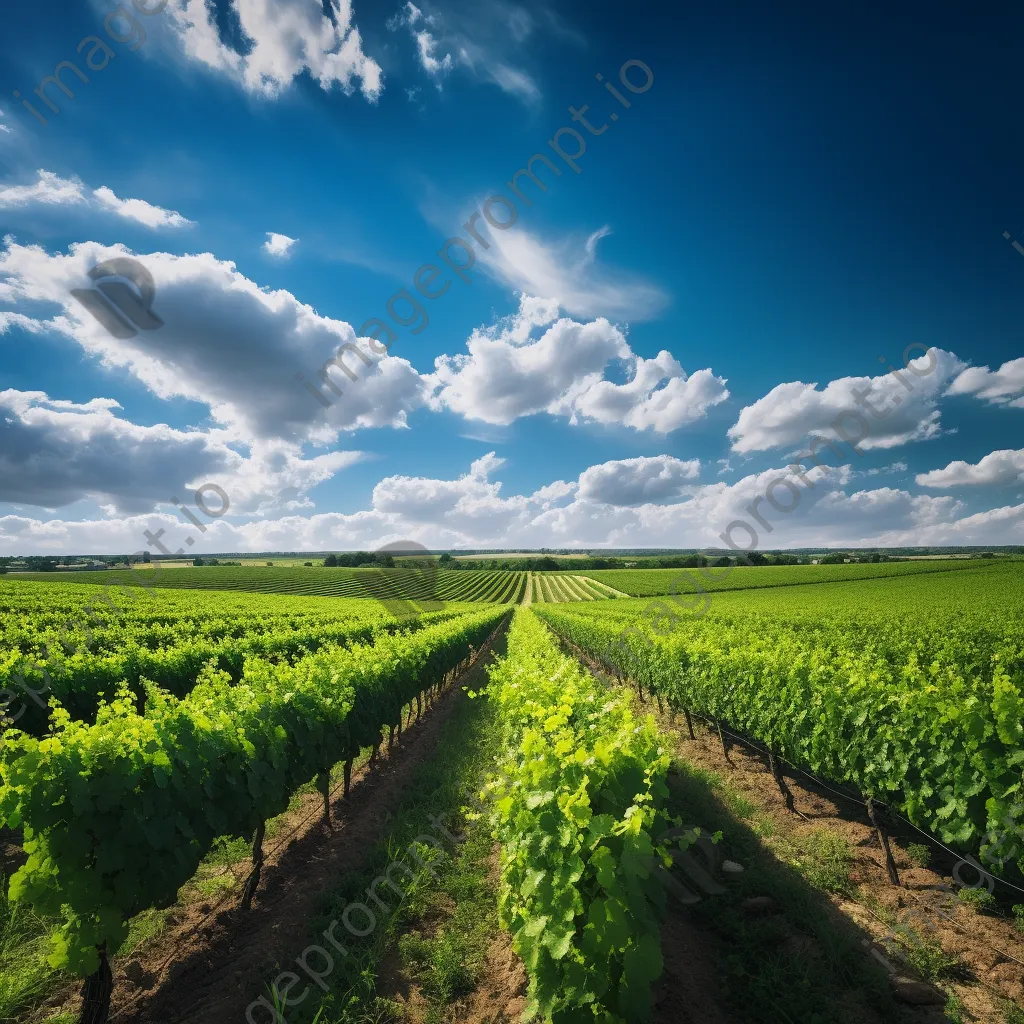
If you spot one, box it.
[8,565,614,604]
[569,556,999,597]
[11,565,526,603]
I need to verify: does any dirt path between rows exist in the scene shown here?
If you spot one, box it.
[36,626,509,1024]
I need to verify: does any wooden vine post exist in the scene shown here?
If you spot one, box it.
[767,749,797,814]
[716,719,735,766]
[343,757,353,798]
[866,797,901,887]
[242,821,266,911]
[78,943,112,1024]
[318,769,331,827]
[683,708,696,740]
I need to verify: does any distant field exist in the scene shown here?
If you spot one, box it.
[8,558,1001,606]
[550,561,1017,622]
[572,558,997,597]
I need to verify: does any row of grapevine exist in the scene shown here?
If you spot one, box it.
[0,578,403,635]
[523,573,605,604]
[534,586,1024,877]
[0,580,455,667]
[0,606,507,979]
[0,581,476,736]
[483,609,671,1022]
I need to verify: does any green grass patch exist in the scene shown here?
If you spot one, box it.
[0,873,64,1022]
[890,931,964,983]
[906,842,932,868]
[794,829,855,896]
[957,887,997,914]
[1002,999,1024,1024]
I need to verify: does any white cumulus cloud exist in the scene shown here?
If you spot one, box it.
[577,455,701,506]
[0,170,192,228]
[916,448,1024,488]
[0,238,426,443]
[0,389,362,516]
[728,348,966,454]
[946,357,1024,408]
[3,452,1023,554]
[263,232,299,258]
[426,296,726,433]
[168,0,383,100]
[92,186,193,229]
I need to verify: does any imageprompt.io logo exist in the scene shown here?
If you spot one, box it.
[370,541,446,619]
[71,257,163,339]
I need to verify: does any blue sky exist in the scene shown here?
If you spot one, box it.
[1,0,1023,553]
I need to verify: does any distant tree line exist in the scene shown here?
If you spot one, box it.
[415,551,946,570]
[322,552,396,568]
[429,553,795,570]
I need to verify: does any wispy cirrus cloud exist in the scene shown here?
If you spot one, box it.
[477,223,670,321]
[386,0,546,103]
[387,3,453,82]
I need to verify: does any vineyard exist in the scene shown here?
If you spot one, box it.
[11,565,528,604]
[535,562,1024,874]
[0,587,507,993]
[8,559,994,606]
[1,564,1023,1023]
[0,579,480,736]
[520,571,621,603]
[570,556,999,597]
